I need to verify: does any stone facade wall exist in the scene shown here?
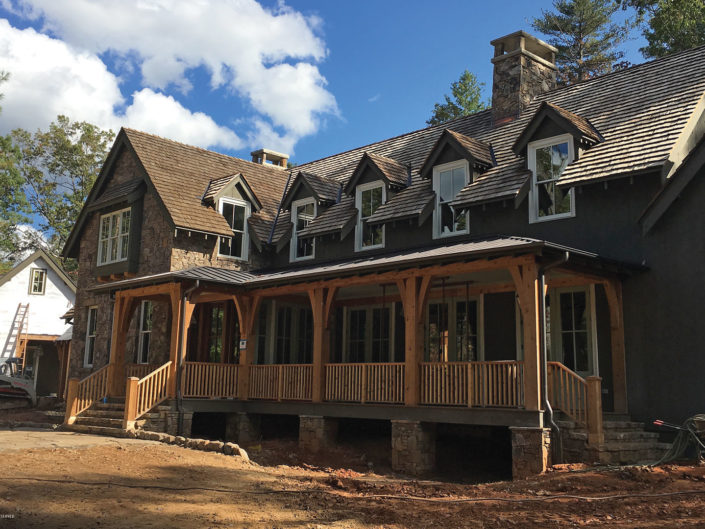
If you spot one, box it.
[391,420,436,475]
[299,415,338,453]
[69,150,174,380]
[492,53,556,122]
[510,427,551,479]
[171,231,267,272]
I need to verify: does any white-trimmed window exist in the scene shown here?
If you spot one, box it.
[528,134,575,222]
[29,268,46,295]
[137,301,153,364]
[290,198,316,262]
[550,287,596,377]
[98,208,131,265]
[84,306,98,367]
[433,160,470,238]
[355,181,385,251]
[218,198,250,260]
[342,304,395,363]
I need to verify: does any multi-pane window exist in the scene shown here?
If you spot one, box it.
[355,182,385,251]
[218,198,249,260]
[84,306,98,367]
[291,199,316,261]
[137,301,152,364]
[529,135,575,221]
[558,290,590,373]
[275,306,293,364]
[29,269,46,295]
[274,305,312,364]
[426,298,479,362]
[98,208,130,265]
[344,305,393,363]
[433,162,469,238]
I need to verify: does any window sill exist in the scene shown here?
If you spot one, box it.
[529,211,575,224]
[216,254,248,262]
[291,255,315,263]
[434,229,469,240]
[355,244,385,252]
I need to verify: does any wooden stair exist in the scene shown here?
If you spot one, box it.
[558,414,671,465]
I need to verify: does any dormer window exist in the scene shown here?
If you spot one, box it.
[528,134,575,222]
[432,160,469,238]
[355,181,385,251]
[218,197,250,260]
[98,207,130,266]
[290,198,316,261]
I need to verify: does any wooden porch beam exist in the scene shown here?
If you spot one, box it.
[233,294,262,400]
[249,255,533,297]
[114,281,183,300]
[510,260,542,412]
[603,279,628,414]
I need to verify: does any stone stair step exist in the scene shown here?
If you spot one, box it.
[92,402,125,411]
[75,417,123,428]
[602,420,646,430]
[63,424,129,438]
[602,440,667,452]
[604,430,660,441]
[82,410,123,419]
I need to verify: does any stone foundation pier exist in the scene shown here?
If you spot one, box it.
[391,420,436,475]
[510,426,551,479]
[225,412,261,445]
[299,415,338,452]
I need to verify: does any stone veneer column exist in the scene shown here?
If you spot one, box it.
[391,420,436,475]
[299,415,338,453]
[225,412,261,445]
[510,427,551,479]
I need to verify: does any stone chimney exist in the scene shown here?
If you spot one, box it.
[251,148,289,169]
[491,31,558,124]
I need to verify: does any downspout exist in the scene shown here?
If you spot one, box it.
[538,251,569,463]
[177,279,200,436]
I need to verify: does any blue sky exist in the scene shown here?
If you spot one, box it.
[0,0,647,165]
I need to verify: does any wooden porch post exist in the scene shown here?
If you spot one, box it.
[308,287,337,403]
[586,376,605,447]
[510,260,542,412]
[168,283,184,398]
[233,294,261,400]
[396,275,432,407]
[603,279,628,414]
[109,293,137,396]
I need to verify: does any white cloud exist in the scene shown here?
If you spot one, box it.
[4,0,339,152]
[0,19,242,150]
[368,93,381,103]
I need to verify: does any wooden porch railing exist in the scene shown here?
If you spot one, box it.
[249,364,313,401]
[182,362,239,398]
[324,363,405,404]
[547,361,587,425]
[420,361,524,407]
[64,363,113,424]
[125,363,160,379]
[123,361,171,429]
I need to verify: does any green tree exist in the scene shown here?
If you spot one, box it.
[427,70,488,126]
[0,72,31,264]
[532,0,631,85]
[620,0,705,57]
[11,116,114,268]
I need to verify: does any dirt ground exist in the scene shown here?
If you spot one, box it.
[0,428,704,528]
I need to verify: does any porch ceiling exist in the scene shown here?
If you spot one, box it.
[90,236,642,294]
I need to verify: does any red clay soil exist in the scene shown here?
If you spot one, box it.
[0,430,703,528]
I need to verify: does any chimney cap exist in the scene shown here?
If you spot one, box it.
[491,30,557,67]
[250,148,289,168]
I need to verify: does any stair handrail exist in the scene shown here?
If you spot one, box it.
[123,361,172,429]
[547,361,604,447]
[547,361,588,425]
[64,363,113,424]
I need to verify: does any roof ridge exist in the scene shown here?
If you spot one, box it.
[122,127,286,177]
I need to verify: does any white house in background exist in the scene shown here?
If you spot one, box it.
[0,249,76,397]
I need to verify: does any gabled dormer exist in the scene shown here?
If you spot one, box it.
[202,173,262,261]
[419,129,494,239]
[345,152,409,252]
[281,171,341,261]
[512,102,603,223]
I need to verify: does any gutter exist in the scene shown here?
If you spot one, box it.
[538,251,569,463]
[177,279,200,436]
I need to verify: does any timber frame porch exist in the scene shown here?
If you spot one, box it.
[65,238,633,449]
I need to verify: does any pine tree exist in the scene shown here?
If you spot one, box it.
[532,0,631,85]
[427,70,488,126]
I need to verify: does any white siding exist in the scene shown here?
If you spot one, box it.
[0,257,74,360]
